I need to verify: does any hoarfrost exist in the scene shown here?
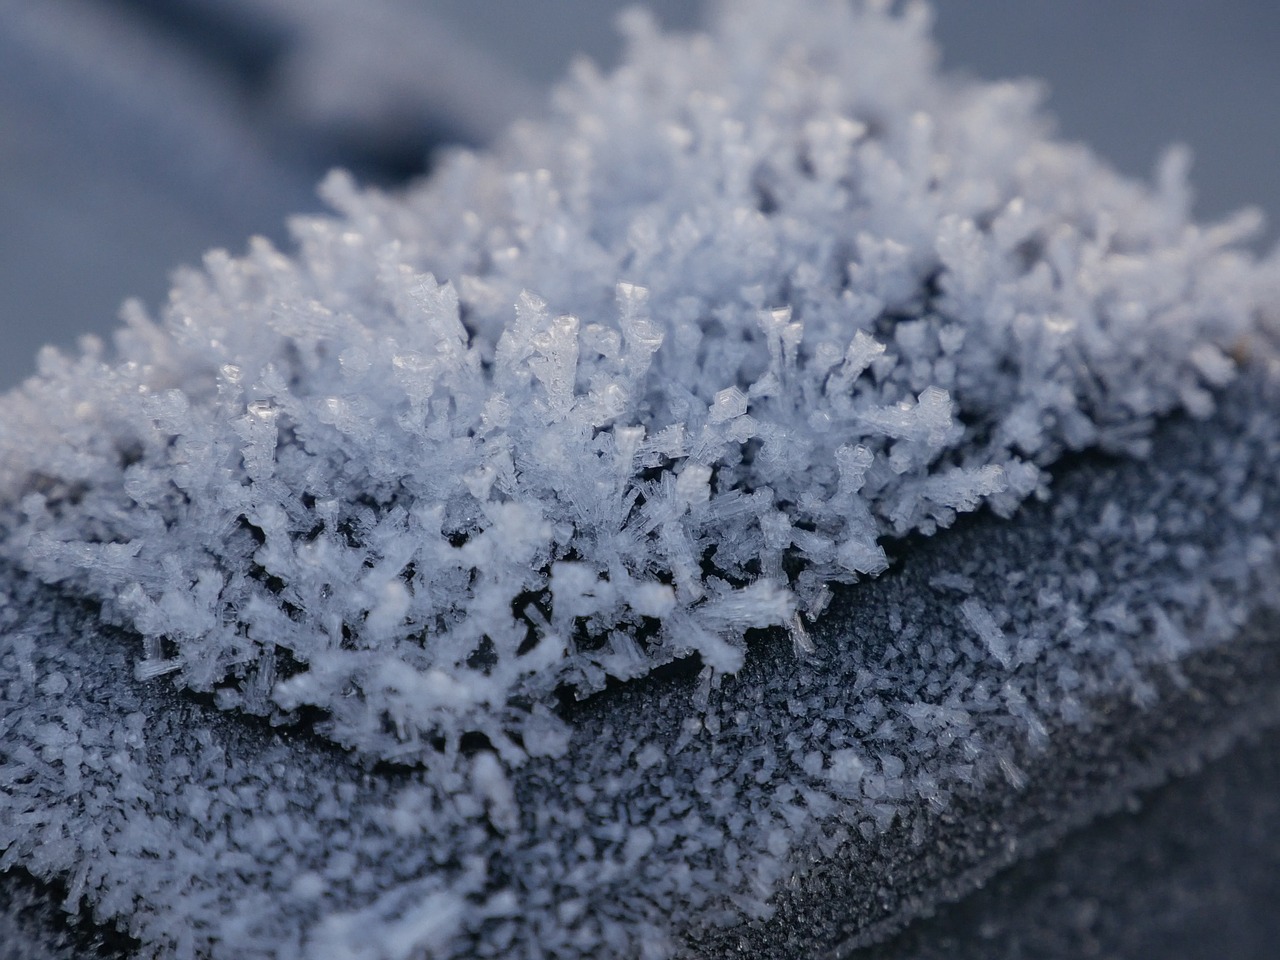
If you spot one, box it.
[960,597,1012,668]
[0,0,1276,775]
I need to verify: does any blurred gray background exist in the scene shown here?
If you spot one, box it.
[1,0,1278,389]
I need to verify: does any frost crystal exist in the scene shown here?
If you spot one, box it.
[0,0,1275,763]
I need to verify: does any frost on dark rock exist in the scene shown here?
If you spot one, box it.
[4,370,1280,960]
[0,0,1275,772]
[4,2,1280,958]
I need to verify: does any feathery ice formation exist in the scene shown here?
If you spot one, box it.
[0,0,1274,763]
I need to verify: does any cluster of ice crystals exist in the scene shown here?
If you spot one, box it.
[5,366,1278,960]
[0,0,1274,762]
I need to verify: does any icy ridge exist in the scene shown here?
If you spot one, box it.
[0,0,1276,761]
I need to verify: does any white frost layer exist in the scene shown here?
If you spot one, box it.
[1,0,1276,760]
[4,376,1279,960]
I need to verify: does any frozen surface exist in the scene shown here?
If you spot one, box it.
[860,723,1280,959]
[2,369,1279,959]
[2,0,1276,766]
[2,2,1280,956]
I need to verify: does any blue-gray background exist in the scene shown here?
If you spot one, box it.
[1,0,1278,389]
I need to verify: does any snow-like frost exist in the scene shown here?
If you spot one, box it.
[1,0,1276,764]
